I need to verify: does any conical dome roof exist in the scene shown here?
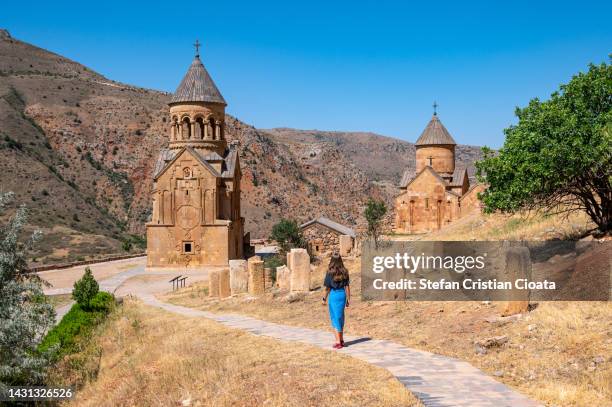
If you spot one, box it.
[170,55,226,105]
[415,114,456,146]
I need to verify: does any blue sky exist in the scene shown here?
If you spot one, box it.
[2,1,610,148]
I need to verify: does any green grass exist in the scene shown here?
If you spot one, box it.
[38,292,114,359]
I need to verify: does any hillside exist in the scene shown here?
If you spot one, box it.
[0,29,482,264]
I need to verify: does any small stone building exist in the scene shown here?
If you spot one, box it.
[146,47,246,268]
[300,217,356,256]
[395,111,483,234]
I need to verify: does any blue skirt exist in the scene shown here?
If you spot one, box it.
[328,288,346,332]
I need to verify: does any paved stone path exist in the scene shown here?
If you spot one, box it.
[140,294,542,407]
[45,259,541,407]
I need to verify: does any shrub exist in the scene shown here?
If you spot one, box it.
[72,267,99,309]
[122,239,132,252]
[88,291,114,313]
[364,198,387,249]
[270,219,306,254]
[37,292,113,359]
[0,192,54,386]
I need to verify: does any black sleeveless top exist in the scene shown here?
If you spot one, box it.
[324,272,350,289]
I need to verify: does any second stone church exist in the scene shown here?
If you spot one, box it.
[394,111,484,234]
[146,48,246,268]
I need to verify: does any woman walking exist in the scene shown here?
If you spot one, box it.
[322,253,351,349]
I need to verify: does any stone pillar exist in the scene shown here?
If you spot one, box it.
[288,248,310,292]
[499,247,531,316]
[339,235,353,257]
[248,257,265,296]
[264,267,274,289]
[204,120,209,139]
[218,269,231,298]
[209,270,220,297]
[229,259,248,295]
[276,265,290,291]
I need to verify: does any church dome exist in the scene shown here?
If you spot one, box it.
[415,114,456,146]
[170,55,226,105]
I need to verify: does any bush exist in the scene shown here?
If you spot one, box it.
[1,192,54,386]
[122,239,133,252]
[38,292,114,358]
[72,267,99,309]
[364,198,387,248]
[88,291,114,313]
[270,219,306,253]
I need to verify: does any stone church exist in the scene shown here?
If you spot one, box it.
[395,110,484,234]
[146,47,246,268]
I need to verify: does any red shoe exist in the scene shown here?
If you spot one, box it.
[333,343,343,349]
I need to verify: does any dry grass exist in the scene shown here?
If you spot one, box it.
[46,293,73,308]
[164,211,611,406]
[59,299,420,407]
[389,210,594,242]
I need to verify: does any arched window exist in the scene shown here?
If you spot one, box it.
[182,117,191,140]
[195,117,205,139]
[209,116,216,140]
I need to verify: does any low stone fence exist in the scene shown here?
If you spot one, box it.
[28,253,147,273]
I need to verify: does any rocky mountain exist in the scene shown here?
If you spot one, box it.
[0,29,482,264]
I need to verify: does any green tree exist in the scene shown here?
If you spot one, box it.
[270,218,306,254]
[476,62,612,234]
[0,192,55,388]
[72,267,99,309]
[364,198,387,248]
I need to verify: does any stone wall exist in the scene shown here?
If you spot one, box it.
[146,148,244,268]
[302,224,344,256]
[460,184,486,215]
[395,169,461,234]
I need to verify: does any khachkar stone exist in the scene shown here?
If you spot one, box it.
[248,257,265,296]
[229,259,248,295]
[276,265,290,291]
[288,248,310,292]
[218,269,231,298]
[339,234,353,257]
[209,270,220,297]
[499,247,531,316]
[264,267,274,289]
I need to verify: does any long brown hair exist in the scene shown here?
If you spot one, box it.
[328,253,349,282]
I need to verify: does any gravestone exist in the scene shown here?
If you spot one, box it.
[288,248,310,292]
[248,257,265,296]
[276,265,291,291]
[229,259,248,295]
[219,269,231,298]
[499,247,531,316]
[264,267,274,289]
[209,270,220,297]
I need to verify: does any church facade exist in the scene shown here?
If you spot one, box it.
[395,111,484,234]
[146,48,245,268]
